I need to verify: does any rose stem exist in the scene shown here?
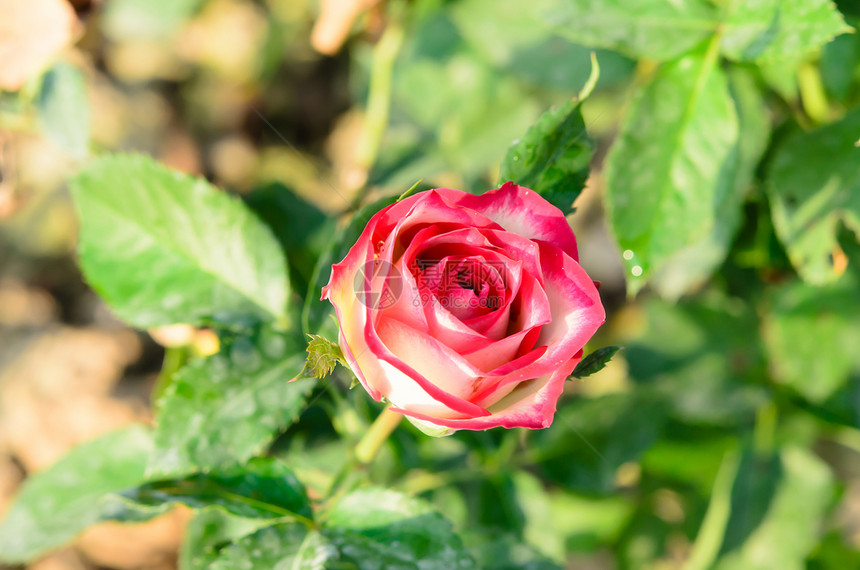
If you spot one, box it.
[354,406,403,464]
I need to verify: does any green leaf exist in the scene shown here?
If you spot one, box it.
[463,529,563,570]
[605,47,739,294]
[642,436,738,496]
[720,0,851,63]
[324,488,477,569]
[541,0,718,61]
[244,182,331,299]
[570,346,621,379]
[448,0,629,93]
[767,107,860,284]
[625,297,768,426]
[714,447,835,570]
[70,154,290,328]
[821,18,860,103]
[180,507,275,570]
[37,63,90,160]
[207,489,476,569]
[684,448,741,570]
[647,67,769,298]
[500,98,594,215]
[150,327,314,476]
[763,275,860,402]
[533,393,666,494]
[113,458,312,522]
[0,426,153,564]
[391,27,540,178]
[210,523,336,570]
[502,470,633,564]
[298,334,346,379]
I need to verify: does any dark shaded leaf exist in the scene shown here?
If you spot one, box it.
[500,98,593,215]
[114,457,312,521]
[325,488,478,569]
[570,346,621,379]
[244,182,331,299]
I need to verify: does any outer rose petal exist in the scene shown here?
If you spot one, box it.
[374,189,501,258]
[393,353,580,430]
[491,241,605,385]
[322,227,383,400]
[438,182,579,261]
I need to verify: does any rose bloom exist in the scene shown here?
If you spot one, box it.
[322,183,605,434]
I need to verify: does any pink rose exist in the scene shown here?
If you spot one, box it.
[322,182,605,433]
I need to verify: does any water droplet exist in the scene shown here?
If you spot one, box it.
[631,265,643,277]
[622,249,634,260]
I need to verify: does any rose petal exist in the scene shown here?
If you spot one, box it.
[391,353,580,430]
[376,317,484,402]
[437,182,579,260]
[322,238,384,401]
[492,241,604,383]
[363,316,491,418]
[375,190,502,264]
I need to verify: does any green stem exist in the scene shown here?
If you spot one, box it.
[347,15,405,211]
[354,406,403,464]
[798,62,832,124]
[683,448,740,570]
[151,346,190,409]
[753,401,777,454]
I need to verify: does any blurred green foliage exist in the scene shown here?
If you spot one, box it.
[2,0,860,569]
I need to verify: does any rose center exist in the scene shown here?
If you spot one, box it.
[414,256,504,321]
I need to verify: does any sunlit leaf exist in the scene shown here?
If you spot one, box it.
[541,0,718,61]
[721,0,850,63]
[767,107,860,284]
[210,523,335,569]
[180,507,274,570]
[647,67,769,298]
[150,327,313,476]
[0,426,152,564]
[70,154,290,328]
[605,49,739,294]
